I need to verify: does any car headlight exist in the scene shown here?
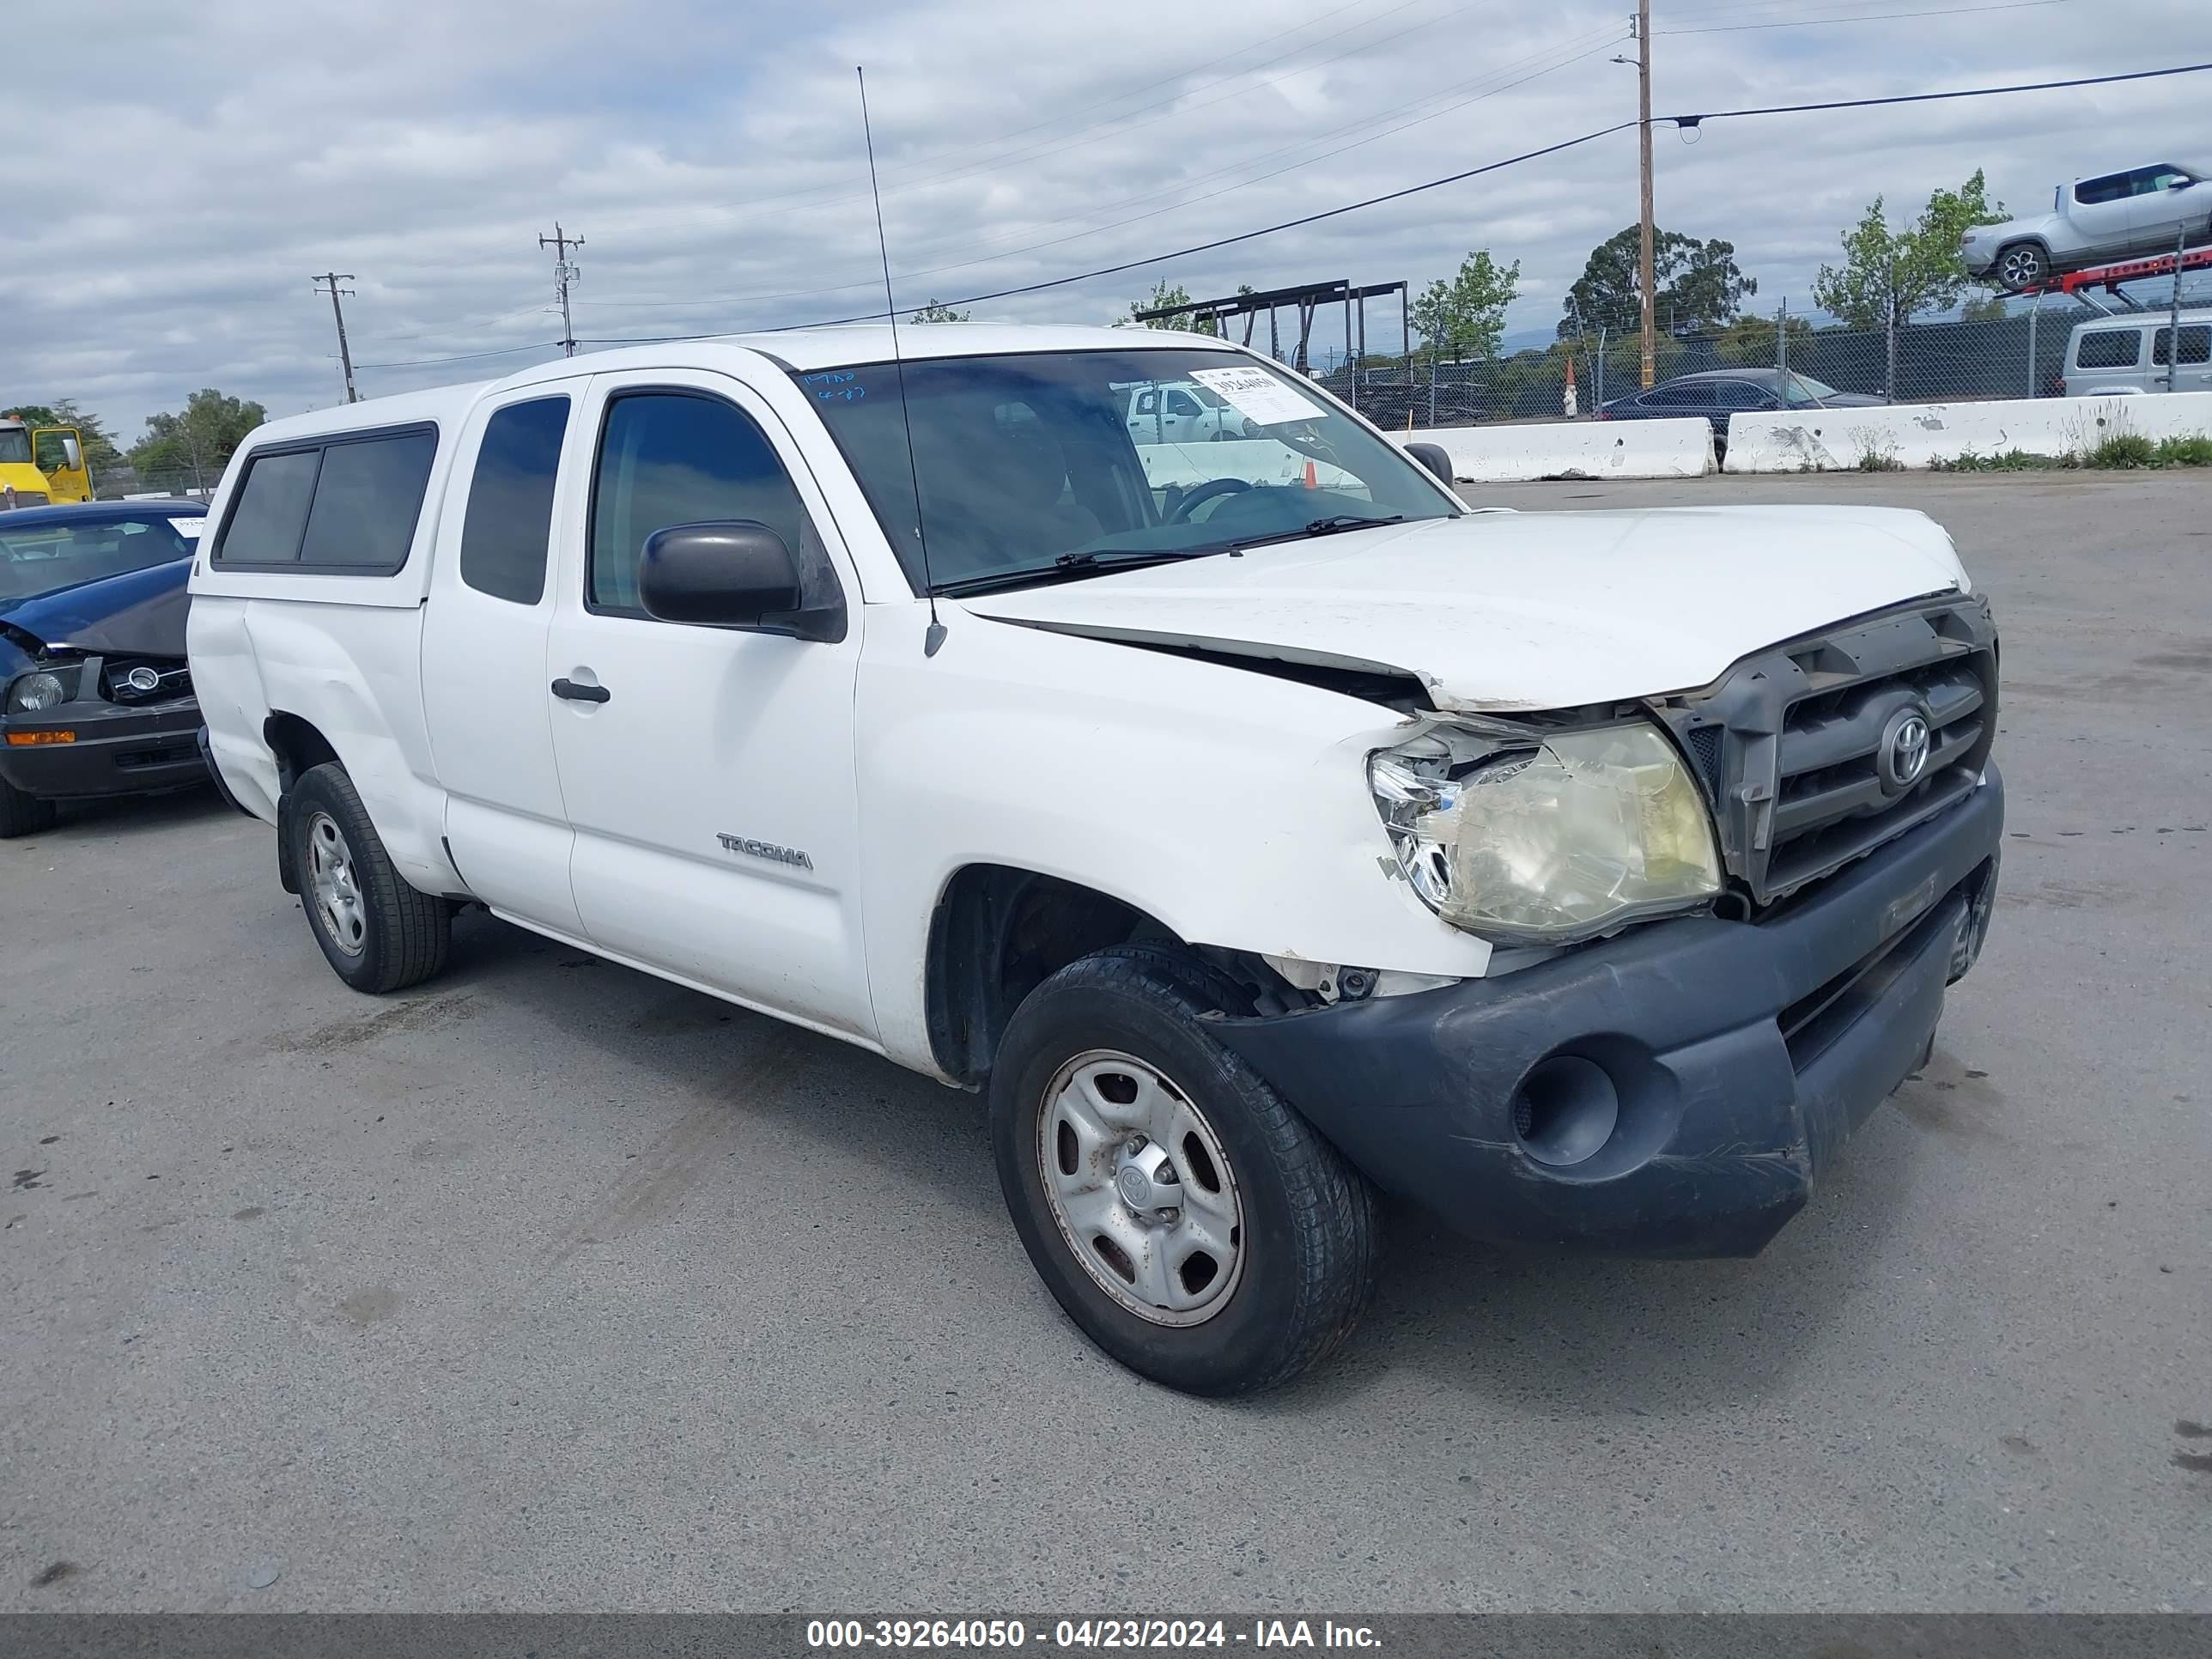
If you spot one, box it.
[1369,720,1722,945]
[8,667,82,714]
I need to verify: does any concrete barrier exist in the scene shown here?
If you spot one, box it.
[1137,439,1358,492]
[1725,391,2212,472]
[1390,420,1715,483]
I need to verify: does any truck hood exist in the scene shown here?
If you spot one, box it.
[0,557,192,660]
[962,507,1969,712]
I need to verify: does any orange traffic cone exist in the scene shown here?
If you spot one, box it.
[1303,459,1318,489]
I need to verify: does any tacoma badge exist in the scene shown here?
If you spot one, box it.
[717,833,813,871]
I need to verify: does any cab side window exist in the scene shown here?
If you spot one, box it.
[587,390,827,618]
[460,397,570,605]
[2075,173,2130,206]
[2075,329,2143,369]
[2154,326,2211,367]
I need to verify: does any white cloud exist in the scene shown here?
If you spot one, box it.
[6,0,2203,441]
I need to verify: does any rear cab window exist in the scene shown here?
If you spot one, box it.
[212,426,437,573]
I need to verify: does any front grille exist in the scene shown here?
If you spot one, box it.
[1656,596,1997,906]
[100,657,193,705]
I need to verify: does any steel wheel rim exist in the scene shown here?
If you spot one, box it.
[1036,1048,1246,1328]
[305,811,368,957]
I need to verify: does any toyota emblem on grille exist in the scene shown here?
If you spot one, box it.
[126,666,163,694]
[1879,707,1932,792]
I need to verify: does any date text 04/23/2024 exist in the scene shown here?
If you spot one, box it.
[804,1620,1382,1650]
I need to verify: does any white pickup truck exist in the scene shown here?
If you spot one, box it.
[189,325,2003,1395]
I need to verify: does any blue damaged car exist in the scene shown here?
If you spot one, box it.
[1,499,208,836]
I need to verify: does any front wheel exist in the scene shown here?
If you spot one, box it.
[988,946,1377,1396]
[288,762,450,994]
[0,776,58,839]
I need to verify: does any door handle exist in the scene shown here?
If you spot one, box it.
[550,678,610,703]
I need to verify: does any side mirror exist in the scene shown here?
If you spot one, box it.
[638,520,844,642]
[61,436,82,470]
[1405,441,1456,487]
[2172,178,2197,191]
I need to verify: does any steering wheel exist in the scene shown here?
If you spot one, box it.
[1167,477,1253,524]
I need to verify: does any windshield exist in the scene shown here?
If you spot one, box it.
[1783,374,1842,405]
[0,514,199,601]
[0,429,33,466]
[798,348,1457,592]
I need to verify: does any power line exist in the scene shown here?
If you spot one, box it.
[570,25,1628,320]
[1669,58,2208,125]
[1663,0,2069,33]
[353,340,562,371]
[581,58,2212,345]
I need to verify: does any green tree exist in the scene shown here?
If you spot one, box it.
[1961,292,2011,322]
[1410,250,1522,363]
[130,388,268,492]
[2,398,122,470]
[1714,312,1814,367]
[1127,279,1197,331]
[1811,170,2008,331]
[1558,228,1756,338]
[908,299,969,323]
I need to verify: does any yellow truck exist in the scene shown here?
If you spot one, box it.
[0,413,93,509]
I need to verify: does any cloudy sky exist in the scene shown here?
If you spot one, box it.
[6,0,2205,444]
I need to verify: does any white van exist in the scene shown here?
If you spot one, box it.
[2061,307,2212,396]
[189,325,2003,1395]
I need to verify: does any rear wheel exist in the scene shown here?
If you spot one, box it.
[988,945,1377,1395]
[288,762,450,994]
[1996,242,2050,293]
[0,777,58,839]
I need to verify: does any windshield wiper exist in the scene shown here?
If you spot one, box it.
[1220,514,1406,554]
[934,547,1213,599]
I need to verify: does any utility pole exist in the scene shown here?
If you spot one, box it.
[313,273,359,404]
[1638,0,1656,388]
[539,223,585,358]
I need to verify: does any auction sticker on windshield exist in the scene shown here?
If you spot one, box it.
[1189,366,1327,427]
[170,518,205,538]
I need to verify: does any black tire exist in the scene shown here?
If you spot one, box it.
[988,945,1377,1396]
[0,777,58,839]
[287,762,450,994]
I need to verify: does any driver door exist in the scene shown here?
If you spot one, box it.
[543,368,875,1041]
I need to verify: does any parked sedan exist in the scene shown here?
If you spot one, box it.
[1599,368,1881,456]
[1963,161,2212,291]
[1,500,207,836]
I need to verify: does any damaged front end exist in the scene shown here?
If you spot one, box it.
[1367,714,1724,948]
[1,570,207,811]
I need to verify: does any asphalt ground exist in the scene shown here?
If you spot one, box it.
[3,471,2207,1613]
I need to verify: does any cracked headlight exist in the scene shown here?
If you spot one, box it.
[8,667,82,714]
[1370,720,1722,945]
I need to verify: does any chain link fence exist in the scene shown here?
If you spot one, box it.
[91,464,214,501]
[1305,293,2212,431]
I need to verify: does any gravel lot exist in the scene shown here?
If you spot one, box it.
[3,471,2207,1613]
